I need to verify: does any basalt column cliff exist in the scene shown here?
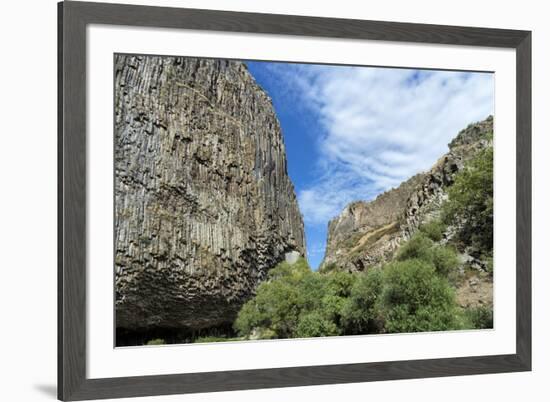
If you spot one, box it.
[114,55,305,340]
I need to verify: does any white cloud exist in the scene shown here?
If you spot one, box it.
[269,64,494,226]
[306,241,329,259]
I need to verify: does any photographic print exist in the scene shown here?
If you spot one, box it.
[114,54,494,347]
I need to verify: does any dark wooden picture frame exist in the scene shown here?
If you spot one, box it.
[58,1,531,400]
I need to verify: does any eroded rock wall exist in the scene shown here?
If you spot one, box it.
[321,174,423,272]
[320,116,493,273]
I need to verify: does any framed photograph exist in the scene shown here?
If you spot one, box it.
[58,1,531,400]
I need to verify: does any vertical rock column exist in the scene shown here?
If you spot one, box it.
[114,55,305,334]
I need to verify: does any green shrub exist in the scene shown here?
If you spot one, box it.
[483,255,494,276]
[146,338,165,346]
[419,219,446,242]
[295,311,340,338]
[234,279,303,338]
[234,257,314,338]
[234,258,352,339]
[319,262,338,274]
[395,233,433,261]
[338,232,364,249]
[235,242,464,339]
[380,260,461,333]
[430,245,460,277]
[443,148,493,253]
[267,257,311,281]
[341,269,384,334]
[465,306,493,329]
[396,233,459,278]
[325,271,355,298]
[482,130,494,142]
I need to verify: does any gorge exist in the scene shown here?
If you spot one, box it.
[114,54,494,345]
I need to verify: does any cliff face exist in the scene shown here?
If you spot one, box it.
[114,55,305,335]
[322,174,424,272]
[320,116,493,273]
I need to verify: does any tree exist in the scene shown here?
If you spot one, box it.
[235,236,465,339]
[295,312,340,338]
[234,258,353,339]
[379,259,461,333]
[341,268,384,334]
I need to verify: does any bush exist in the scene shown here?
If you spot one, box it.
[267,257,311,281]
[396,233,459,278]
[342,246,461,335]
[430,245,460,277]
[319,262,338,274]
[234,279,303,338]
[234,257,314,338]
[380,259,461,333]
[465,306,493,329]
[481,254,493,276]
[419,219,446,242]
[325,271,355,298]
[443,148,493,253]
[234,258,352,339]
[341,269,384,334]
[235,241,464,339]
[396,233,433,262]
[295,312,340,338]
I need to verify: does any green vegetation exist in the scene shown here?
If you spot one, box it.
[443,148,493,254]
[234,258,353,339]
[482,129,494,142]
[193,336,241,343]
[380,259,461,333]
[418,219,446,242]
[146,338,165,346]
[484,255,493,275]
[319,262,339,274]
[230,146,494,341]
[340,269,383,334]
[338,232,364,250]
[235,233,468,339]
[464,306,493,329]
[396,232,459,278]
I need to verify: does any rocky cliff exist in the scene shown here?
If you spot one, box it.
[321,174,424,272]
[114,55,305,340]
[320,116,493,273]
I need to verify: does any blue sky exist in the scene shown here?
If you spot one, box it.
[246,61,494,270]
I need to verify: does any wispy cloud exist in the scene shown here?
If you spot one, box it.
[265,63,494,226]
[306,240,328,260]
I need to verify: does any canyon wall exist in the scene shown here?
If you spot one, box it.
[320,116,494,275]
[114,55,305,337]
